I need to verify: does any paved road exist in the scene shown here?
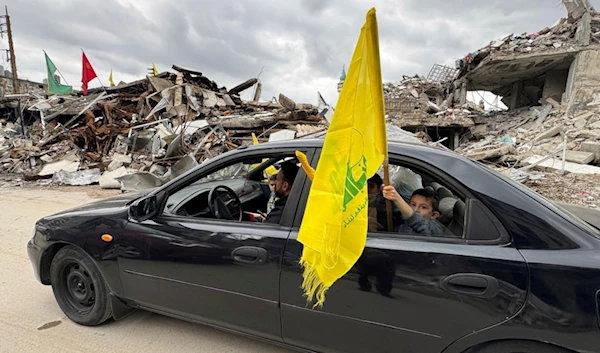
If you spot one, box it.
[0,186,292,353]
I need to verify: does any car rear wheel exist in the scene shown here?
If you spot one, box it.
[49,246,112,326]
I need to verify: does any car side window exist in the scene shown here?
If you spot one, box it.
[162,152,303,226]
[367,162,465,239]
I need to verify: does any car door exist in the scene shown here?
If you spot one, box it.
[119,147,314,342]
[279,150,529,353]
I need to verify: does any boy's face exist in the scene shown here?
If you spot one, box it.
[409,195,439,219]
[269,180,276,193]
[367,181,380,195]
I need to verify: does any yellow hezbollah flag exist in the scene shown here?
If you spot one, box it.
[152,63,159,76]
[297,7,387,307]
[108,70,115,87]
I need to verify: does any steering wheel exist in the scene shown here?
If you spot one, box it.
[208,185,243,221]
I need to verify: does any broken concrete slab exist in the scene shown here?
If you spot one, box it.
[52,169,101,186]
[527,154,600,174]
[38,155,79,177]
[565,150,595,164]
[465,145,515,161]
[534,125,562,142]
[581,141,600,162]
[279,94,297,111]
[99,167,129,189]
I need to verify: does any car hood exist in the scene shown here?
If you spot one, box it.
[46,190,151,218]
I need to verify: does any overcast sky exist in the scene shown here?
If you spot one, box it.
[0,0,595,105]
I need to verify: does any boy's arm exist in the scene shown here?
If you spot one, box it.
[403,213,445,236]
[382,185,414,220]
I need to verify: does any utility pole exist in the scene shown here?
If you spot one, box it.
[0,6,19,93]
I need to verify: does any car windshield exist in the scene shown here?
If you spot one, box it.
[474,161,600,239]
[197,162,251,183]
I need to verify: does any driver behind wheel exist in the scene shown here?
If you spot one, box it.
[256,161,299,224]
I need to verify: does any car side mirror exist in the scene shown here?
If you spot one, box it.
[129,195,157,222]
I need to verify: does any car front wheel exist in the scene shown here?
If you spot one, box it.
[49,246,112,326]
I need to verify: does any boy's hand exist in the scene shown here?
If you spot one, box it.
[382,185,401,202]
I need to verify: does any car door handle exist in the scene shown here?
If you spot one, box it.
[441,273,499,298]
[231,246,267,265]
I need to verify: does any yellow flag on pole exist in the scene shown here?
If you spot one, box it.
[108,70,115,87]
[297,8,387,307]
[152,63,159,76]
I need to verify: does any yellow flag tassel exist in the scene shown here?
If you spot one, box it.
[299,260,328,307]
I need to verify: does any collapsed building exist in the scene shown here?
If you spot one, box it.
[0,65,328,189]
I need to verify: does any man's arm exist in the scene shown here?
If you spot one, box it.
[382,185,414,220]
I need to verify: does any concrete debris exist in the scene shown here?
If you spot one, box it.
[527,155,600,174]
[383,75,476,150]
[99,167,129,189]
[565,150,595,164]
[52,169,101,186]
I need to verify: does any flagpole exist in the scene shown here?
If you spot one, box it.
[43,50,71,86]
[382,159,394,232]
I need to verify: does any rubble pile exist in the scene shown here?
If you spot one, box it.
[456,98,600,207]
[383,75,479,128]
[0,65,327,188]
[456,9,600,76]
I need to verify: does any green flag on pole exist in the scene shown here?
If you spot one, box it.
[44,52,72,95]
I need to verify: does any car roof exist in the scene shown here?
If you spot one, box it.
[244,138,470,163]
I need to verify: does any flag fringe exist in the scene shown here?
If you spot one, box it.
[299,258,328,308]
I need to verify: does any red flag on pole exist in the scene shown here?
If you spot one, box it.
[81,51,97,95]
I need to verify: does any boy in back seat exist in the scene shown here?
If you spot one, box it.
[382,185,454,237]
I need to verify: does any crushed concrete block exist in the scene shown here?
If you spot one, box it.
[565,150,595,164]
[534,125,562,142]
[581,141,600,162]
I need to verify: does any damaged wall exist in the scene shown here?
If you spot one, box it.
[0,77,47,96]
[567,49,600,112]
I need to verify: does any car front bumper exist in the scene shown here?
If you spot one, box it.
[27,238,43,284]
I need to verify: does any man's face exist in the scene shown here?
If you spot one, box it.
[409,195,439,219]
[274,171,291,197]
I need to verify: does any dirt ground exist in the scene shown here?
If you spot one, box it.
[0,185,291,353]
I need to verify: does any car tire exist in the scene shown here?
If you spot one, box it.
[467,340,571,353]
[49,245,112,326]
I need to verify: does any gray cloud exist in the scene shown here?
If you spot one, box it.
[2,0,597,105]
